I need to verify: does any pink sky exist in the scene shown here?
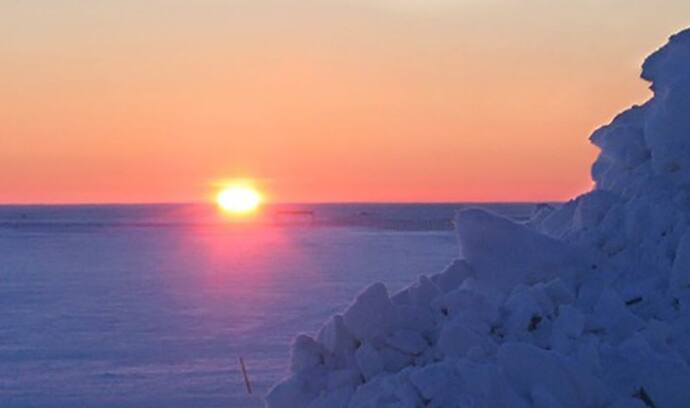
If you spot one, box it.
[2,1,689,203]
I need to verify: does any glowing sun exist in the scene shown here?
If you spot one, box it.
[216,185,262,214]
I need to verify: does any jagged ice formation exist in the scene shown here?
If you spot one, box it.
[266,28,690,408]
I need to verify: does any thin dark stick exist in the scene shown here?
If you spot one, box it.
[240,357,253,394]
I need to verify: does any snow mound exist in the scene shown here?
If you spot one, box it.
[266,28,690,407]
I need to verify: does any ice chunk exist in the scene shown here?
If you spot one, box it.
[343,283,396,341]
[290,334,325,372]
[431,287,498,331]
[498,343,610,407]
[386,330,428,355]
[307,386,353,408]
[456,208,588,292]
[346,372,420,407]
[453,359,530,407]
[394,304,437,333]
[355,342,383,382]
[409,275,441,309]
[503,286,547,337]
[379,346,414,372]
[589,288,644,344]
[543,278,576,305]
[603,334,690,408]
[408,361,455,401]
[317,315,357,368]
[437,321,492,358]
[554,305,585,338]
[432,259,474,293]
[266,366,328,408]
[551,304,586,353]
[326,369,360,391]
[345,376,388,407]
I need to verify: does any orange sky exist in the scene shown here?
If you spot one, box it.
[2,1,689,204]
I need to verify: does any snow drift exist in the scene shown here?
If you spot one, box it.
[267,28,690,407]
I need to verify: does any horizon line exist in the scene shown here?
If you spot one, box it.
[0,199,564,207]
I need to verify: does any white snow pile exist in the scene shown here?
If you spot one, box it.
[266,28,690,407]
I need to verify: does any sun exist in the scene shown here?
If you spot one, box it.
[216,185,263,215]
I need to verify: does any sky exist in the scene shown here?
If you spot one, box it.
[2,1,690,204]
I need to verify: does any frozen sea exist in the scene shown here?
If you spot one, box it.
[0,203,536,407]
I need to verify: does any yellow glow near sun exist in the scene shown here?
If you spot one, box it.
[216,185,263,215]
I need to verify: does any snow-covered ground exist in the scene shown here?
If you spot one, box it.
[267,29,690,407]
[0,203,533,407]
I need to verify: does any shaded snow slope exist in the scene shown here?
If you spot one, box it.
[267,28,690,408]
